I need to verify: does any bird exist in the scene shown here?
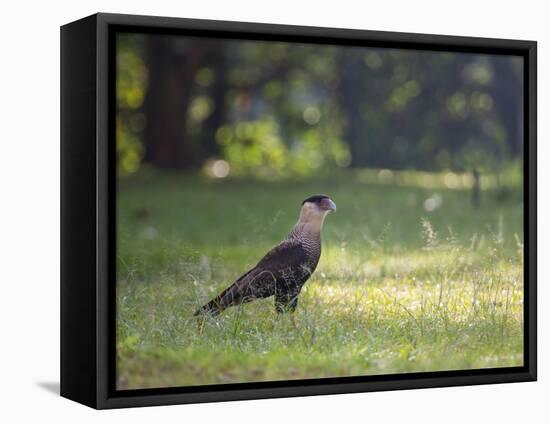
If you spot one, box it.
[194,194,336,317]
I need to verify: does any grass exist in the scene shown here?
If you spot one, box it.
[116,169,524,389]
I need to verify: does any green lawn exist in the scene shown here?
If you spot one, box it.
[116,169,524,389]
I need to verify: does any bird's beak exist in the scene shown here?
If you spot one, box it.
[325,198,337,212]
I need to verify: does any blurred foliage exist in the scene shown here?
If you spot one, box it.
[117,34,148,175]
[215,116,350,179]
[116,34,523,181]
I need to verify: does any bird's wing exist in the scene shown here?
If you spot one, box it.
[195,239,307,315]
[256,238,308,272]
[225,239,308,298]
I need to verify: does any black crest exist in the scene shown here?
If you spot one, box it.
[302,194,330,205]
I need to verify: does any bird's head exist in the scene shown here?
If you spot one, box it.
[302,194,337,213]
[298,194,336,227]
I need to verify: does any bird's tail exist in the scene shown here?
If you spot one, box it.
[193,276,248,317]
[193,298,223,317]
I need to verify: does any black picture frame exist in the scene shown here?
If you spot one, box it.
[60,12,537,409]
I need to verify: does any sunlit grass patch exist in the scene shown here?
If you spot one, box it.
[116,171,523,389]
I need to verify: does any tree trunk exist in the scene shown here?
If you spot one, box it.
[144,37,211,168]
[490,57,523,158]
[339,49,366,167]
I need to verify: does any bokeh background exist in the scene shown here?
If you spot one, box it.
[116,33,524,389]
[117,33,523,186]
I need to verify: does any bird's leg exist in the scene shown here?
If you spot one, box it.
[291,313,297,330]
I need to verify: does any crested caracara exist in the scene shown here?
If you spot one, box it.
[194,194,336,316]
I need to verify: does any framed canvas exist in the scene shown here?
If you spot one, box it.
[60,13,537,409]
